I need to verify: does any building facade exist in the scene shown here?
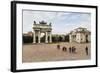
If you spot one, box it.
[69,27,91,43]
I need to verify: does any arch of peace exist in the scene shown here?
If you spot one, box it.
[33,21,52,43]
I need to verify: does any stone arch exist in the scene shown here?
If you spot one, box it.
[33,21,52,43]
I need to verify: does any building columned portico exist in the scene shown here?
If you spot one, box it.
[69,27,91,43]
[33,21,52,43]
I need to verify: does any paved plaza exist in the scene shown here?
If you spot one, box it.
[22,42,91,63]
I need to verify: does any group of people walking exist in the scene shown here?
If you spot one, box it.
[57,44,89,55]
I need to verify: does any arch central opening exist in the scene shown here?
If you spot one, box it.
[41,33,45,43]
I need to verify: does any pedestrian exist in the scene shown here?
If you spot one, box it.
[85,46,88,55]
[69,47,72,53]
[57,44,60,50]
[74,47,76,53]
[72,46,76,54]
[62,46,67,52]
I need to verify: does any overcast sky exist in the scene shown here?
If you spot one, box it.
[23,10,91,34]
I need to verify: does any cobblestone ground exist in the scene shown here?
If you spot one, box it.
[22,42,91,63]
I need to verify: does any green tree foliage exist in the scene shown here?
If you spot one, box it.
[41,35,45,43]
[65,35,69,42]
[23,35,33,43]
[23,34,69,43]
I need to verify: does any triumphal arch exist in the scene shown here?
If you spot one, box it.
[33,21,52,43]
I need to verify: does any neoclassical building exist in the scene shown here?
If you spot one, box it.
[33,21,52,43]
[69,27,91,43]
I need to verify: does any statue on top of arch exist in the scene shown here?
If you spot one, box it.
[39,20,47,24]
[33,20,52,26]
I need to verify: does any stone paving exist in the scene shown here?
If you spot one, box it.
[22,42,91,63]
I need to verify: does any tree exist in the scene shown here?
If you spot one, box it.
[65,35,69,42]
[59,36,63,42]
[23,35,33,43]
[41,35,45,43]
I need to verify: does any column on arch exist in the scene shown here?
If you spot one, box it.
[49,31,52,43]
[45,32,48,43]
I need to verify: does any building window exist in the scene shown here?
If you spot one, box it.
[82,29,84,31]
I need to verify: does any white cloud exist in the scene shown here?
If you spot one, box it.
[23,10,91,34]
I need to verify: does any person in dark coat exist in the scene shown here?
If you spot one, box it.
[57,44,60,50]
[85,46,88,55]
[62,46,67,52]
[72,46,76,54]
[69,47,72,53]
